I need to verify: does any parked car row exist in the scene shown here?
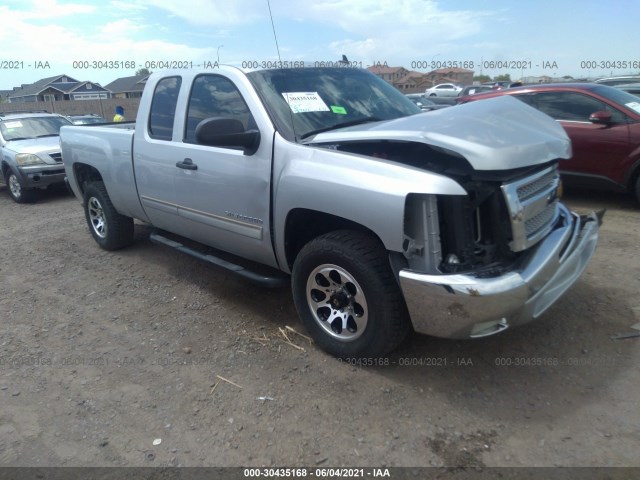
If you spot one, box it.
[457,83,640,203]
[424,81,524,99]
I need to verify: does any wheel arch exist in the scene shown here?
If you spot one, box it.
[72,162,104,197]
[1,161,19,180]
[283,208,383,271]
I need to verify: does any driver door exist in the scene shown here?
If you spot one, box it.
[172,73,276,267]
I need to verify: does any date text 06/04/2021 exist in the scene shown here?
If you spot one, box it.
[243,467,391,477]
[338,357,473,367]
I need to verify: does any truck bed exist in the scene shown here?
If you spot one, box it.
[60,123,146,220]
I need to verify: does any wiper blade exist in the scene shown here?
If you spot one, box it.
[300,117,382,140]
[6,137,31,141]
[34,134,59,138]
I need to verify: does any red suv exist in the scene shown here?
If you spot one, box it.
[458,83,640,203]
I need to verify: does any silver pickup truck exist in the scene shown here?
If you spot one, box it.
[60,67,600,358]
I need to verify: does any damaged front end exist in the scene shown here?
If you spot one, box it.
[398,172,600,338]
[400,206,599,338]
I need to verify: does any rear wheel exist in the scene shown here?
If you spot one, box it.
[5,170,35,203]
[83,182,134,250]
[292,230,410,358]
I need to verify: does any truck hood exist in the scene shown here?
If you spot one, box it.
[309,96,571,171]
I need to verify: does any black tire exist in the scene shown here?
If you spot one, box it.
[4,170,36,203]
[634,174,640,205]
[292,230,410,358]
[83,181,134,250]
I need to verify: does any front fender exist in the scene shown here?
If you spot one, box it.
[272,135,466,269]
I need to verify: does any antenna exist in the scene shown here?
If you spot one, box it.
[266,0,298,141]
[267,0,282,62]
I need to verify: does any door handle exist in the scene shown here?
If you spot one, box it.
[176,158,197,170]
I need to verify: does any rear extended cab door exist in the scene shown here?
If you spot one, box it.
[133,68,279,268]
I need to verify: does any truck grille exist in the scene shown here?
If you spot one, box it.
[525,202,557,236]
[49,152,62,163]
[501,166,560,252]
[517,169,558,201]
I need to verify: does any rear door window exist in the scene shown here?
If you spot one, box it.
[148,76,182,141]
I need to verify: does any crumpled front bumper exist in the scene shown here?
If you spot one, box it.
[398,203,600,339]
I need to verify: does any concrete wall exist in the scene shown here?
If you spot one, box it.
[0,98,141,121]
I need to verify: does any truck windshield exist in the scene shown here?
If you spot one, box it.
[247,68,420,142]
[0,116,72,141]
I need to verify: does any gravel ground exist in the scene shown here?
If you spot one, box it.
[0,184,638,468]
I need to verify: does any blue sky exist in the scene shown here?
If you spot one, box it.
[1,0,638,90]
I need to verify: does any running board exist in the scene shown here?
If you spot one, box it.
[149,232,289,288]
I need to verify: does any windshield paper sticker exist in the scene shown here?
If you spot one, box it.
[625,102,640,114]
[4,121,22,128]
[331,105,347,114]
[282,92,330,113]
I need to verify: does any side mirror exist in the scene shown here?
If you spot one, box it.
[588,110,612,124]
[195,117,260,155]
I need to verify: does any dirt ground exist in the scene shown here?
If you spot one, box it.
[0,184,638,469]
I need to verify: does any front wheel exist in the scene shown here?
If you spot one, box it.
[4,170,35,203]
[292,230,410,358]
[83,182,134,250]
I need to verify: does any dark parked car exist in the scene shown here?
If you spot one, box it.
[67,114,108,125]
[485,81,511,90]
[404,94,450,111]
[458,83,640,203]
[458,85,493,97]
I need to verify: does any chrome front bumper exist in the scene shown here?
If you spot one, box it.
[398,203,600,339]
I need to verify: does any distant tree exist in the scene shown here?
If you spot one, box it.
[473,74,491,83]
[135,68,151,76]
[493,73,511,81]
